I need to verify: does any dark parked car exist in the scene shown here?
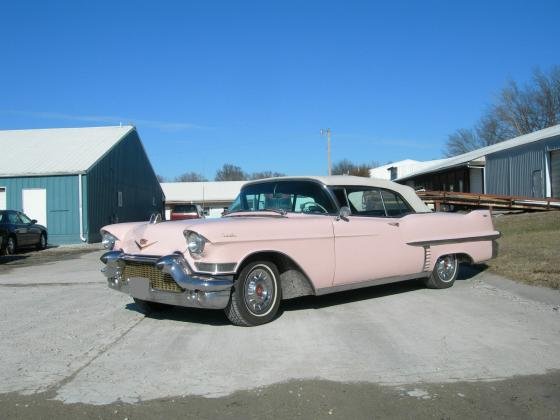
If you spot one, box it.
[0,210,48,255]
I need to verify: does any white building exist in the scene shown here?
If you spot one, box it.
[369,159,447,181]
[161,181,246,219]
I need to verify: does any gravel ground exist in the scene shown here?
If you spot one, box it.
[0,244,103,274]
[1,372,559,420]
[1,251,559,419]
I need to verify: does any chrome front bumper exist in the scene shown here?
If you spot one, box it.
[100,251,234,310]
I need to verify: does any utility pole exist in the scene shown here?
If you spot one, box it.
[320,128,332,176]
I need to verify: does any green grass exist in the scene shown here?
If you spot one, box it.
[485,211,560,289]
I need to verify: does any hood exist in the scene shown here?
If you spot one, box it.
[104,213,332,256]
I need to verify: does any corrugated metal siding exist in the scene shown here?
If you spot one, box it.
[86,130,164,242]
[486,136,560,197]
[0,175,80,244]
[551,150,560,198]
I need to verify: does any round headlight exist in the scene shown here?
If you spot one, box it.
[101,232,117,250]
[186,231,206,254]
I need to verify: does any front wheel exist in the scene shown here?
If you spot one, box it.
[36,233,47,250]
[4,236,17,255]
[225,261,282,326]
[424,254,458,289]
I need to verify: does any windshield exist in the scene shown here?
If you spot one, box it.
[228,181,337,214]
[19,213,32,224]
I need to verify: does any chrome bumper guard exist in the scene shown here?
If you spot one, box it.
[100,251,233,310]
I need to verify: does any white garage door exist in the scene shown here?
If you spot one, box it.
[0,187,6,210]
[22,189,47,227]
[552,150,560,198]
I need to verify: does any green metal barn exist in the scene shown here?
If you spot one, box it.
[0,125,164,245]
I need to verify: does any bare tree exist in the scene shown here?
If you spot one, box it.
[249,171,286,180]
[215,164,247,181]
[445,66,560,156]
[444,128,482,157]
[532,67,560,128]
[332,159,378,177]
[174,172,207,182]
[156,174,166,183]
[475,113,510,147]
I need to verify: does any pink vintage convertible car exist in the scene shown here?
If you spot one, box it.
[100,176,499,326]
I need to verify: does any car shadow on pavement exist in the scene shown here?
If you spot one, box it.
[0,255,29,265]
[461,263,488,279]
[282,279,425,312]
[125,302,230,326]
[123,264,488,325]
[281,264,485,313]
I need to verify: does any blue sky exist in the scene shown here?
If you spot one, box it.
[1,0,559,180]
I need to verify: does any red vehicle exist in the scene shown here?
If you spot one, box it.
[170,204,204,221]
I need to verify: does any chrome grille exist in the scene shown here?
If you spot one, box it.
[123,261,183,293]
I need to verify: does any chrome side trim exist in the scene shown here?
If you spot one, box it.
[316,272,429,296]
[423,245,431,272]
[407,233,501,247]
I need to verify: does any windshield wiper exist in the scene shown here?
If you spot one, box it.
[224,208,287,216]
[260,208,287,216]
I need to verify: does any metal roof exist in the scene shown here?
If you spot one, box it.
[397,124,560,181]
[0,125,134,177]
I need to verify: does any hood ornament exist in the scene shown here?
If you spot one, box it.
[149,213,162,224]
[135,238,158,250]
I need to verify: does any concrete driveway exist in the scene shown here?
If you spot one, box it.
[0,250,559,417]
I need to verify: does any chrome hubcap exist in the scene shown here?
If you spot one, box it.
[7,239,15,254]
[244,266,275,316]
[436,255,457,282]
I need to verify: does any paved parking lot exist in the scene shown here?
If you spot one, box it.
[1,250,559,418]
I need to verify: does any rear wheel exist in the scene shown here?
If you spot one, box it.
[424,254,458,289]
[225,261,282,326]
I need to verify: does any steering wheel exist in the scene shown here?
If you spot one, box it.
[301,201,328,214]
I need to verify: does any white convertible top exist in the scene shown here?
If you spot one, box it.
[243,176,431,213]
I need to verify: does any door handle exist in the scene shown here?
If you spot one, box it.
[388,222,399,227]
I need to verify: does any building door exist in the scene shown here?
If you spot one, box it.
[22,189,47,227]
[551,151,560,198]
[532,170,543,197]
[469,168,484,194]
[0,187,6,210]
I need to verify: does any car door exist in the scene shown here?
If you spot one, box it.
[8,212,29,246]
[19,212,41,245]
[331,187,424,286]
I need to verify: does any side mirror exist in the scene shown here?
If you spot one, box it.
[337,206,351,222]
[31,219,37,225]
